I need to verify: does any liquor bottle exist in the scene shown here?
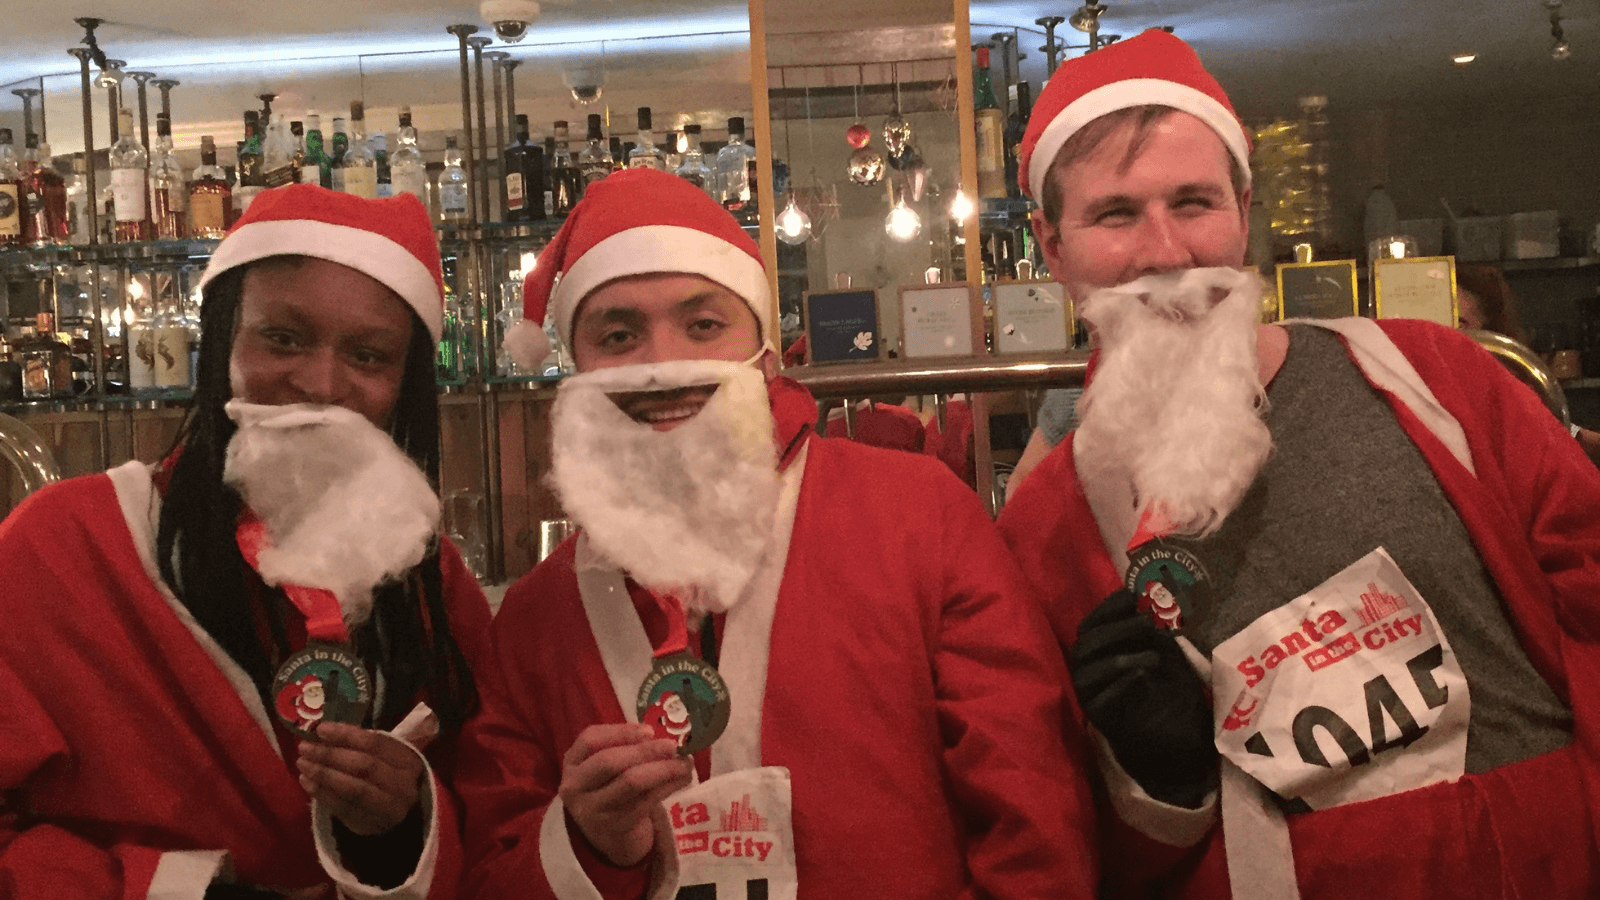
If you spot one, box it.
[715,116,757,210]
[0,129,24,247]
[576,114,612,187]
[149,299,192,389]
[439,135,469,223]
[65,153,90,245]
[111,109,153,242]
[235,110,264,216]
[301,114,328,186]
[290,120,305,175]
[149,115,187,240]
[542,136,557,216]
[329,116,349,192]
[610,137,627,174]
[391,107,427,203]
[974,46,1007,200]
[1003,80,1031,200]
[124,296,157,392]
[503,114,547,222]
[261,115,295,187]
[340,102,378,199]
[674,123,712,194]
[188,135,233,239]
[627,107,666,171]
[17,312,73,399]
[21,133,68,246]
[550,120,580,215]
[372,133,392,198]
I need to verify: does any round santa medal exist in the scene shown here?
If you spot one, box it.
[636,653,731,756]
[271,643,372,736]
[1125,541,1211,632]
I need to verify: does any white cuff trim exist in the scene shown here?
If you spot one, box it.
[312,732,440,899]
[539,794,682,900]
[147,849,230,900]
[1092,727,1218,848]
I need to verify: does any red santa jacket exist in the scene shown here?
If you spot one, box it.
[999,319,1600,899]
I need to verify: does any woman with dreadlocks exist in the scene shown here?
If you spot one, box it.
[0,184,490,900]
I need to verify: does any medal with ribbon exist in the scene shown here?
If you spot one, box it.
[1123,507,1213,633]
[635,590,731,756]
[237,511,373,736]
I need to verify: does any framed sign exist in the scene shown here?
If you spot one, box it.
[992,279,1073,354]
[1374,256,1457,325]
[1276,260,1358,320]
[803,288,882,364]
[898,282,983,359]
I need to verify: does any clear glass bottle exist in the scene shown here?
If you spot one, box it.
[125,292,157,393]
[21,133,68,246]
[188,136,233,239]
[576,114,612,187]
[627,107,666,171]
[390,106,427,203]
[301,114,328,186]
[439,135,470,224]
[674,123,713,194]
[65,153,90,245]
[340,101,378,198]
[17,312,73,399]
[503,114,546,222]
[715,116,756,210]
[329,116,349,192]
[150,115,187,240]
[262,114,296,187]
[110,109,153,242]
[551,120,581,215]
[0,129,21,247]
[150,297,191,389]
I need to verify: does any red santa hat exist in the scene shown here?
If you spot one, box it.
[197,183,445,342]
[503,168,771,369]
[1018,28,1251,201]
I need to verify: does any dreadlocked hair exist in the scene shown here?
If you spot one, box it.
[156,260,479,737]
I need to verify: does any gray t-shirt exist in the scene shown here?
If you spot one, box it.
[1177,325,1571,774]
[1037,388,1083,446]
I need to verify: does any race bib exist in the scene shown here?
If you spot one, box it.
[670,766,796,900]
[1212,547,1469,811]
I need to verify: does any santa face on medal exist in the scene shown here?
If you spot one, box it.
[271,645,372,735]
[637,656,731,756]
[1125,542,1210,631]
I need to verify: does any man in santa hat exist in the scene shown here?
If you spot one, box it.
[453,168,1095,899]
[999,28,1600,899]
[0,184,491,899]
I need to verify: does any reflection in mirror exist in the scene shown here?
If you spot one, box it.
[766,23,960,358]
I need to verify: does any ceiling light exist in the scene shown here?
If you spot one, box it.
[885,197,922,242]
[777,194,812,245]
[1552,40,1572,60]
[1452,53,1477,65]
[949,189,975,223]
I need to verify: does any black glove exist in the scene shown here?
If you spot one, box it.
[1070,588,1217,808]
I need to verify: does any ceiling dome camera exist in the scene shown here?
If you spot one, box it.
[480,0,541,43]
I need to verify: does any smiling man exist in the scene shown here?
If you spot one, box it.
[998,29,1600,900]
[453,169,1095,900]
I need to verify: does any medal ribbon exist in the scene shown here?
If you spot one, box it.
[1127,504,1176,554]
[236,510,351,644]
[644,589,691,659]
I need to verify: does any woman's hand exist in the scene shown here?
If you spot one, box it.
[559,723,693,866]
[297,723,425,835]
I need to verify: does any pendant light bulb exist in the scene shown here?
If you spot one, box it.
[778,193,813,245]
[885,197,922,242]
[949,188,975,222]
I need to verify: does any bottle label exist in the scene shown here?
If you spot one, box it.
[264,164,297,188]
[342,167,378,199]
[441,184,468,215]
[155,326,191,387]
[128,326,157,389]
[191,193,228,235]
[975,112,1005,174]
[506,172,525,210]
[165,183,187,213]
[111,169,147,222]
[393,170,427,201]
[298,165,321,184]
[331,168,346,192]
[0,184,19,236]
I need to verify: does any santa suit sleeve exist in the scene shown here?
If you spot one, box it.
[452,548,674,900]
[927,469,1100,899]
[0,483,232,900]
[310,537,494,900]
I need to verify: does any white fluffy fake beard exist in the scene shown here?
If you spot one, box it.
[222,401,441,628]
[1074,267,1273,537]
[549,359,780,615]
